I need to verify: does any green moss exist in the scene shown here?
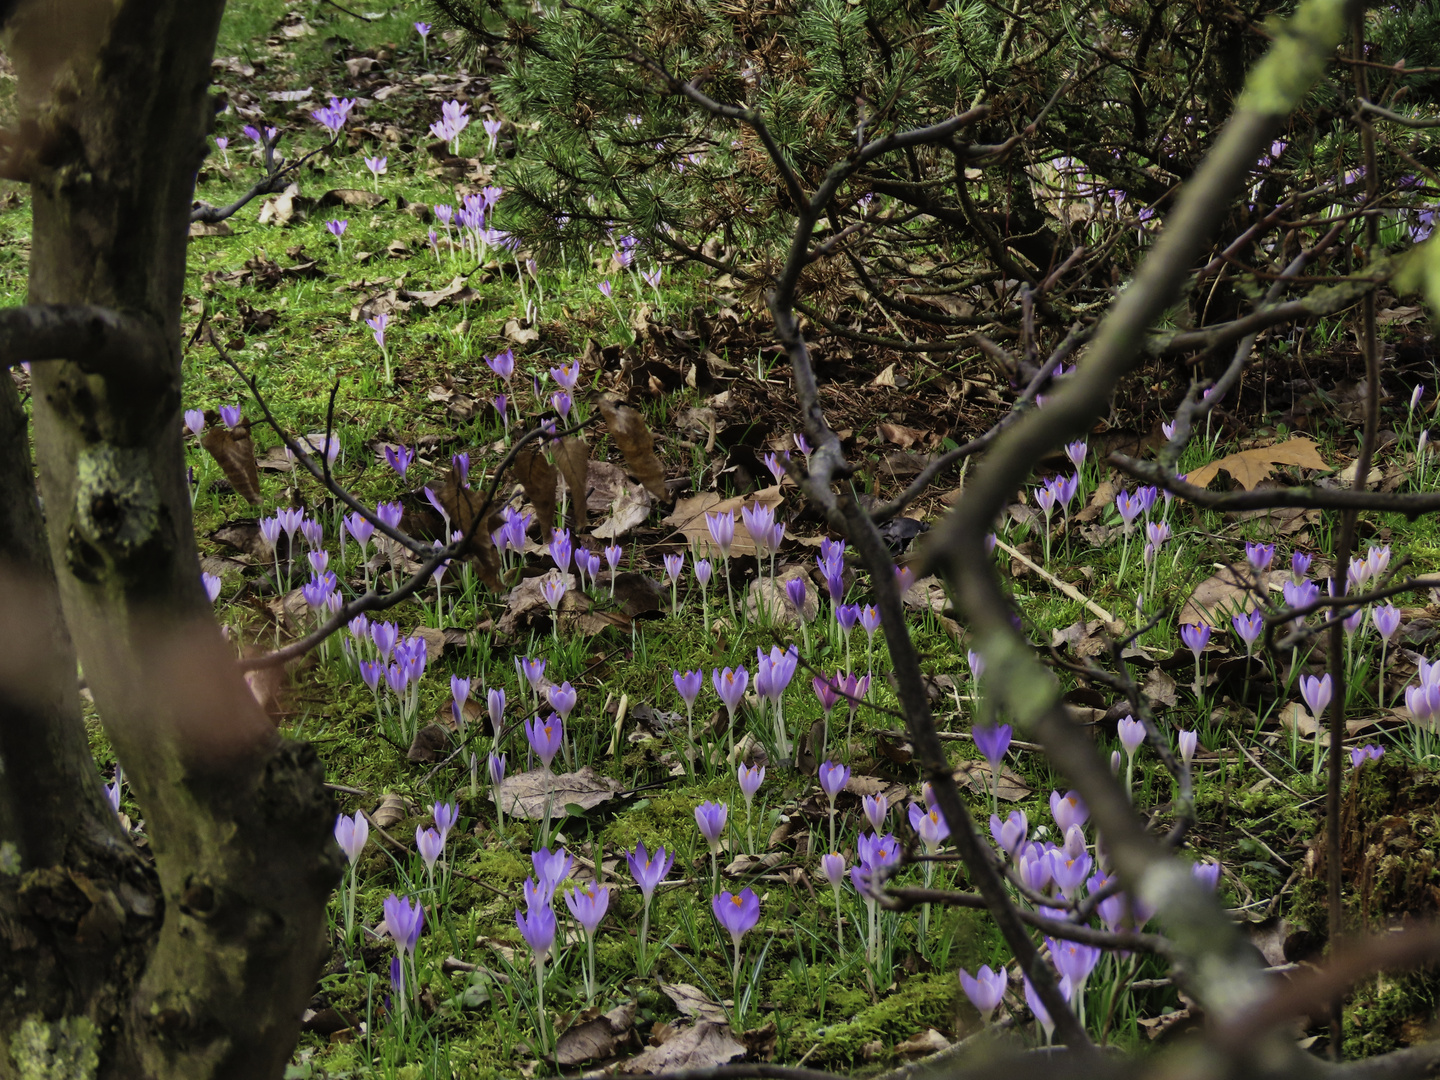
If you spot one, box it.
[795,971,957,1067]
[10,1015,100,1080]
[1344,972,1440,1059]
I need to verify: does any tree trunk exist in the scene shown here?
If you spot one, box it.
[0,3,343,1077]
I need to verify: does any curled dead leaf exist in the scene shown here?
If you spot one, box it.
[372,792,409,830]
[597,393,668,500]
[515,447,559,543]
[554,436,590,532]
[201,417,262,504]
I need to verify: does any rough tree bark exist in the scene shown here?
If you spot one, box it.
[0,3,342,1077]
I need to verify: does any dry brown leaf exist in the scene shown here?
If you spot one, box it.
[896,1029,951,1059]
[1186,437,1329,491]
[878,422,927,449]
[515,447,559,542]
[503,318,539,343]
[591,462,653,540]
[556,1002,636,1066]
[554,436,590,532]
[401,275,480,309]
[257,183,300,226]
[407,723,450,762]
[372,792,409,830]
[202,418,262,504]
[662,486,784,559]
[319,188,386,210]
[494,766,623,820]
[620,1021,744,1074]
[953,759,1031,802]
[1179,563,1260,626]
[432,465,502,589]
[1144,666,1178,708]
[598,394,668,499]
[660,984,727,1024]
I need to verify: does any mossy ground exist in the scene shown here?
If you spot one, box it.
[6,1,1440,1075]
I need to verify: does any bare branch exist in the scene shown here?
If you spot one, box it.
[918,0,1362,1029]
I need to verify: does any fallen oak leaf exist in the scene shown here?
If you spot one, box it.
[1185,437,1329,491]
[201,414,262,504]
[554,436,590,533]
[432,464,503,589]
[597,393,668,500]
[514,446,559,543]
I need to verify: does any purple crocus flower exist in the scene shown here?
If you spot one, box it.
[487,348,515,381]
[598,280,613,299]
[1115,489,1143,529]
[812,675,839,717]
[973,724,1012,768]
[959,965,1007,1022]
[184,409,206,436]
[489,752,506,787]
[515,904,557,961]
[1050,790,1088,833]
[383,894,424,955]
[989,810,1027,857]
[525,714,564,770]
[546,681,577,720]
[862,793,888,832]
[663,552,684,583]
[540,575,567,611]
[1232,610,1264,654]
[695,800,728,853]
[376,501,404,530]
[201,572,222,603]
[674,669,703,709]
[705,512,736,558]
[785,577,808,618]
[1178,729,1198,767]
[835,603,861,633]
[738,762,765,802]
[1350,744,1385,768]
[416,826,445,872]
[1245,542,1275,573]
[627,842,675,899]
[1300,673,1332,718]
[532,847,573,896]
[219,404,243,429]
[1064,440,1086,472]
[334,811,369,863]
[487,687,506,737]
[1374,603,1401,641]
[1292,550,1312,580]
[1117,716,1145,758]
[1192,861,1222,890]
[432,800,458,839]
[564,882,611,934]
[518,656,547,693]
[713,666,748,714]
[712,888,760,947]
[818,760,850,801]
[1179,622,1211,657]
